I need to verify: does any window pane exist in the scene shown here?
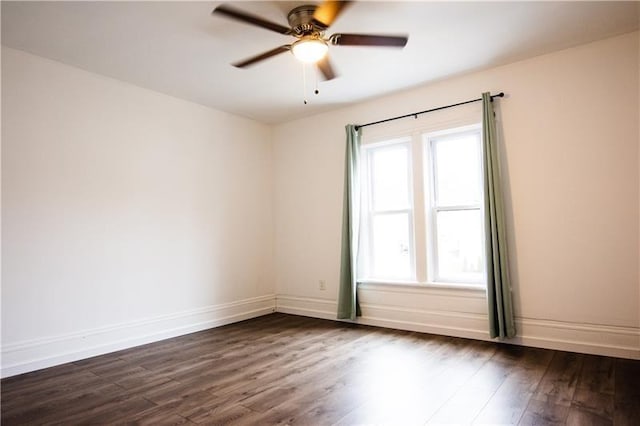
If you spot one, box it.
[433,133,481,206]
[371,145,410,211]
[372,213,412,279]
[436,209,484,281]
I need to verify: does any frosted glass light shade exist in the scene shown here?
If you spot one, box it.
[292,38,328,63]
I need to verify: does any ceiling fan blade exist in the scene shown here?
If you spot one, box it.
[316,55,337,81]
[232,45,291,68]
[330,33,408,47]
[312,1,352,29]
[212,4,292,35]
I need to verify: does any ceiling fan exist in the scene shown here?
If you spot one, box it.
[211,1,408,81]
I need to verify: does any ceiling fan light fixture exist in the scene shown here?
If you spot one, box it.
[291,37,328,63]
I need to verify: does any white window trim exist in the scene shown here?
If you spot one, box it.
[360,138,416,282]
[359,119,486,290]
[424,124,485,287]
[357,278,486,292]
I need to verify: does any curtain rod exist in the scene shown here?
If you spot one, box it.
[354,92,505,131]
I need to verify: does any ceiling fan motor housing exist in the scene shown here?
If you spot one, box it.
[211,1,409,81]
[288,5,321,35]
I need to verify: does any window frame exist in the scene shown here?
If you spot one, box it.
[360,137,416,282]
[358,120,486,290]
[423,124,485,285]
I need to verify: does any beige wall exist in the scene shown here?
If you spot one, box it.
[273,32,640,358]
[1,47,276,376]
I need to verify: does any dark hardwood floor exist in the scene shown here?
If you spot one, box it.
[2,313,639,425]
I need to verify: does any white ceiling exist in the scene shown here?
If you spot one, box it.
[2,1,638,124]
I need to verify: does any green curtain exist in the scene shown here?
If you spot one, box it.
[482,92,516,339]
[337,124,362,320]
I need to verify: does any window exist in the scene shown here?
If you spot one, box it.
[360,125,485,287]
[361,139,414,280]
[426,127,484,284]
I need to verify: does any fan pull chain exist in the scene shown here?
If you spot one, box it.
[302,64,308,105]
[314,67,319,96]
[302,64,320,104]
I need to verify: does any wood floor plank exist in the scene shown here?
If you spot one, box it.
[63,395,158,424]
[472,345,554,425]
[519,399,570,425]
[131,411,193,426]
[613,357,640,425]
[1,370,107,414]
[2,313,638,426]
[532,351,583,407]
[570,387,613,420]
[578,354,614,395]
[291,383,369,425]
[341,338,495,425]
[566,407,613,426]
[614,358,640,398]
[613,399,640,426]
[473,386,534,425]
[3,382,134,425]
[189,403,257,425]
[427,384,498,425]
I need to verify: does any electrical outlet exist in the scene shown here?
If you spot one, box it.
[319,280,326,291]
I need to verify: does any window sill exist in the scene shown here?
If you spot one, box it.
[358,279,486,292]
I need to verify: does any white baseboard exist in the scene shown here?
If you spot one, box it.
[275,294,640,360]
[4,292,637,379]
[1,295,276,378]
[512,318,640,360]
[276,295,337,320]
